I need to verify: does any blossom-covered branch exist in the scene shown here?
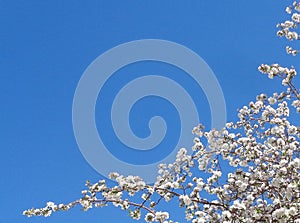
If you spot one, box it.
[23,1,300,222]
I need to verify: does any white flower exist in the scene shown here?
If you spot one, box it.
[286,6,292,14]
[222,210,232,219]
[145,213,154,222]
[179,195,192,205]
[155,211,169,222]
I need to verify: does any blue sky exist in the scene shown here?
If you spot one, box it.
[1,1,297,222]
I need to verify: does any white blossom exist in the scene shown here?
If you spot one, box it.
[23,2,300,223]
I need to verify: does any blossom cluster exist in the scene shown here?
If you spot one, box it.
[23,1,300,222]
[277,1,300,55]
[23,66,300,222]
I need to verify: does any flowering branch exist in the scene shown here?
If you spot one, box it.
[23,1,300,222]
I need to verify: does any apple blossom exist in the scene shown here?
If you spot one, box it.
[23,1,300,222]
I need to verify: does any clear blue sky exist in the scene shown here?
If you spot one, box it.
[0,1,297,222]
